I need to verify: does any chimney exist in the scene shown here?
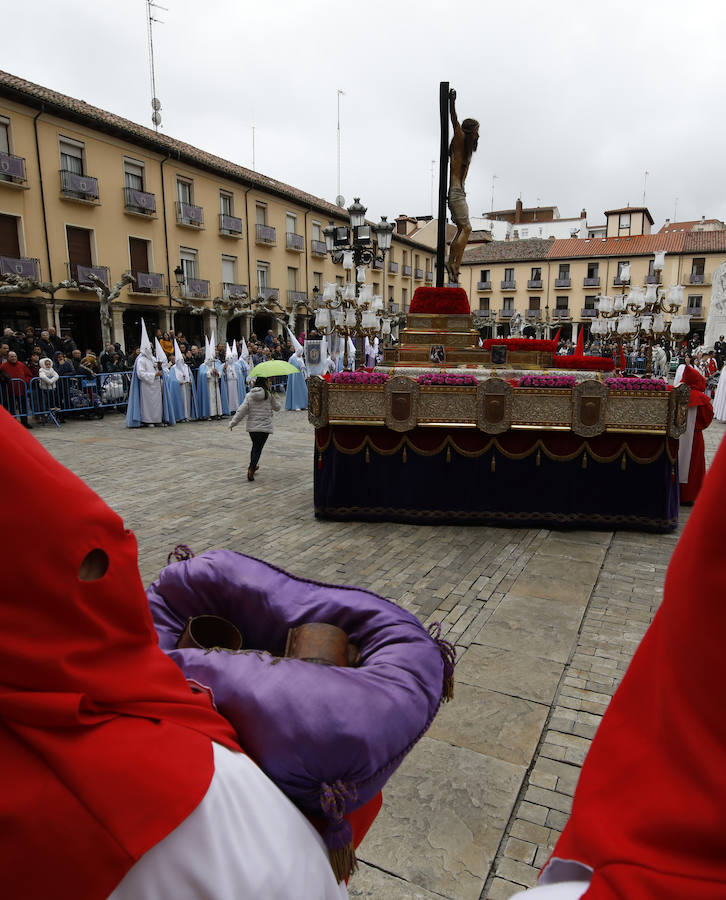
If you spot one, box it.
[515,198,523,224]
[580,208,587,218]
[512,229,519,241]
[395,215,408,235]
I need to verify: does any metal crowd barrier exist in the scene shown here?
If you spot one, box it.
[0,371,133,428]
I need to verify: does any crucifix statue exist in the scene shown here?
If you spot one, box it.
[445,89,479,285]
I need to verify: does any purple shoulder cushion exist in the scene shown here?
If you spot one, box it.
[148,550,445,817]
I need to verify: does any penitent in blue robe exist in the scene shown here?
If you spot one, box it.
[196,362,230,418]
[168,368,198,421]
[285,354,308,410]
[126,363,177,427]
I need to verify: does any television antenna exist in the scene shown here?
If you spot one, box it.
[146,0,167,131]
[337,89,345,204]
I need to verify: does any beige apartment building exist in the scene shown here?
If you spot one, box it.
[461,208,726,343]
[0,71,434,351]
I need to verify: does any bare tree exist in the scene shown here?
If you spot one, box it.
[213,290,249,344]
[77,272,135,347]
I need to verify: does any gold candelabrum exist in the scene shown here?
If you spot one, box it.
[590,259,691,376]
[310,282,391,369]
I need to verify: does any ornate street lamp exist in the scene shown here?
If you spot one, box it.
[590,253,690,374]
[313,197,395,367]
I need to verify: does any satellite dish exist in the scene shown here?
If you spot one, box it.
[151,97,162,111]
[151,111,162,126]
[336,195,345,208]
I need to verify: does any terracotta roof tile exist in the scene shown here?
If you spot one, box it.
[684,231,726,253]
[462,238,555,264]
[659,219,725,233]
[0,69,433,250]
[547,233,686,259]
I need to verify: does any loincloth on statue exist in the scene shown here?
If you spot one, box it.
[448,186,470,228]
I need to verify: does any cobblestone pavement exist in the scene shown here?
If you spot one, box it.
[33,408,726,900]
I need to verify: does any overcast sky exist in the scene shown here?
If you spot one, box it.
[4,0,725,230]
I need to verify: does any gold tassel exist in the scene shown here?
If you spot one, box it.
[402,446,407,464]
[582,452,587,469]
[329,844,358,883]
[365,446,370,464]
[491,453,496,473]
[536,449,541,467]
[446,446,451,463]
[443,673,455,702]
[621,453,627,471]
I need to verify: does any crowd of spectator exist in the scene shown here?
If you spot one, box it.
[0,323,302,426]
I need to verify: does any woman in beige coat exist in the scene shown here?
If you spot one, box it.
[229,377,281,481]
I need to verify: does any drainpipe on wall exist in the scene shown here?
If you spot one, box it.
[159,155,172,330]
[33,106,54,325]
[243,185,254,338]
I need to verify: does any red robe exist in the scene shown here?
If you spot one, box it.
[679,366,714,504]
[540,419,726,897]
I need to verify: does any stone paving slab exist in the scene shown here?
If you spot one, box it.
[29,410,726,900]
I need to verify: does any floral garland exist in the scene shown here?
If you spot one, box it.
[330,371,389,385]
[417,373,477,386]
[518,375,576,389]
[408,287,470,315]
[605,377,667,392]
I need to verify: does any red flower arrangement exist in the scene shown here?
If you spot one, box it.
[551,355,615,372]
[482,338,557,352]
[408,287,470,315]
[519,374,576,388]
[605,377,667,391]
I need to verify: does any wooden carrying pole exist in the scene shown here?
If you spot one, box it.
[436,81,449,287]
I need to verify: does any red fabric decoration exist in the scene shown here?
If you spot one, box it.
[619,347,627,371]
[482,338,557,352]
[408,286,470,314]
[574,327,585,357]
[552,327,561,345]
[543,433,726,897]
[0,406,241,900]
[551,355,616,372]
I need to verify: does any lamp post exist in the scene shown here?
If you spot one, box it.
[590,255,690,375]
[313,197,395,368]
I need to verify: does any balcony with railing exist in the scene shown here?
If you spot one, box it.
[476,309,490,318]
[181,278,210,299]
[527,279,542,289]
[0,152,28,186]
[67,263,109,286]
[256,224,277,245]
[499,308,514,319]
[388,261,399,274]
[477,280,491,291]
[0,256,39,279]
[645,274,659,284]
[554,277,571,288]
[219,214,243,236]
[286,232,304,252]
[414,267,424,280]
[613,276,627,286]
[258,286,279,302]
[311,239,327,257]
[584,277,600,287]
[129,271,165,294]
[175,201,204,227]
[686,305,704,318]
[526,309,541,320]
[287,289,308,306]
[222,282,248,300]
[372,258,384,270]
[690,272,705,285]
[124,187,156,216]
[553,307,571,319]
[425,270,433,282]
[501,279,516,289]
[402,264,412,276]
[60,170,100,202]
[581,307,598,318]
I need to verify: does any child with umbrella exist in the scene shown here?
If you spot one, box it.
[229,359,297,481]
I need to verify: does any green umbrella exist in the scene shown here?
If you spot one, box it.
[248,359,299,379]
